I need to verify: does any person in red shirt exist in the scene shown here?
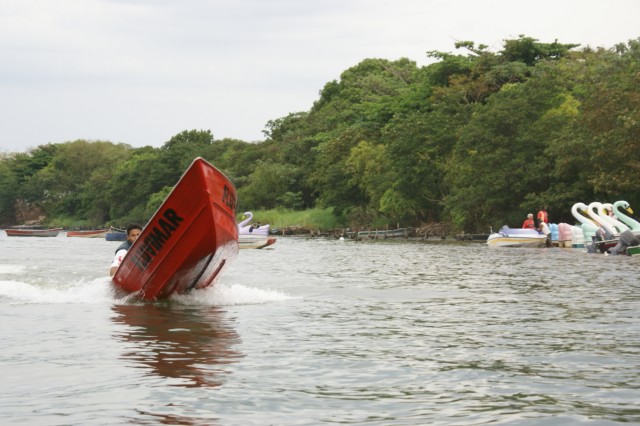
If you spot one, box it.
[537,207,549,224]
[522,213,535,229]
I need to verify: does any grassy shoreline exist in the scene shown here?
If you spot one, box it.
[236,207,344,232]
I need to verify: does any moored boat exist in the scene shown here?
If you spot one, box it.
[612,200,640,234]
[607,229,640,256]
[5,227,63,237]
[239,235,277,249]
[237,211,271,237]
[67,229,109,238]
[557,223,575,248]
[486,226,546,248]
[627,246,640,256]
[111,157,238,300]
[571,202,598,244]
[105,227,127,241]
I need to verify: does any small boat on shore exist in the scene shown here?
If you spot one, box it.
[5,227,63,237]
[627,246,640,256]
[237,211,271,237]
[239,235,277,249]
[111,157,238,301]
[67,229,108,238]
[486,226,546,248]
[105,227,127,241]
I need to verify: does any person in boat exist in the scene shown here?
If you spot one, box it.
[538,220,552,247]
[522,213,535,229]
[109,224,142,276]
[537,207,549,224]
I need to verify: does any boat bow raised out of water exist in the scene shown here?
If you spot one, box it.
[111,157,238,300]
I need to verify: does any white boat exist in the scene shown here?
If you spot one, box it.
[586,201,622,237]
[237,211,270,237]
[486,226,546,247]
[238,235,276,249]
[571,202,598,245]
[611,200,640,234]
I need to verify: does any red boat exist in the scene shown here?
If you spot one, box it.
[5,227,63,237]
[111,158,239,300]
[67,229,109,238]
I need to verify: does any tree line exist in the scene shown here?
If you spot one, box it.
[1,35,639,232]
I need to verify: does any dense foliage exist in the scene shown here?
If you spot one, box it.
[1,36,639,232]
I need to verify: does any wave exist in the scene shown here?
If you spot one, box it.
[0,278,295,306]
[0,265,27,274]
[0,277,114,305]
[171,282,297,306]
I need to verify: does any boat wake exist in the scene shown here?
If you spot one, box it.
[0,277,115,305]
[0,276,295,306]
[171,282,297,306]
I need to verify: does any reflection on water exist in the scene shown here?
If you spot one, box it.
[3,236,640,424]
[111,304,243,389]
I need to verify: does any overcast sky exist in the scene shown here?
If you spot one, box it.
[1,0,638,153]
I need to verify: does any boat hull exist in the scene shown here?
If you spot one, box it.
[239,235,277,249]
[67,229,108,238]
[487,235,546,247]
[5,228,63,237]
[238,224,270,237]
[112,158,238,300]
[627,246,640,256]
[106,231,127,241]
[487,227,546,248]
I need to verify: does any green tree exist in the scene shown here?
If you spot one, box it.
[444,72,568,230]
[237,160,300,210]
[104,147,167,224]
[0,157,19,223]
[345,140,393,212]
[160,129,215,183]
[582,39,640,197]
[501,35,579,66]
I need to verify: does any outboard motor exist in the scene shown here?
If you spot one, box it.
[588,227,614,254]
[609,230,640,255]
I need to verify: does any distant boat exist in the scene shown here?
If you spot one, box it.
[105,227,127,241]
[486,226,546,248]
[67,229,108,238]
[239,235,277,249]
[627,246,640,256]
[111,157,238,301]
[5,227,63,237]
[237,211,271,237]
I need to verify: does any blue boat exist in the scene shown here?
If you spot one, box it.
[105,227,127,241]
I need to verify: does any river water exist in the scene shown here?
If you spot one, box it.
[0,233,639,425]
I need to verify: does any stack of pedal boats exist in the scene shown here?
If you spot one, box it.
[487,200,640,255]
[562,200,640,255]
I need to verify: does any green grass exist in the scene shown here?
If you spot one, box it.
[237,207,344,231]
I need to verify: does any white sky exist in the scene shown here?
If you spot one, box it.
[1,0,638,153]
